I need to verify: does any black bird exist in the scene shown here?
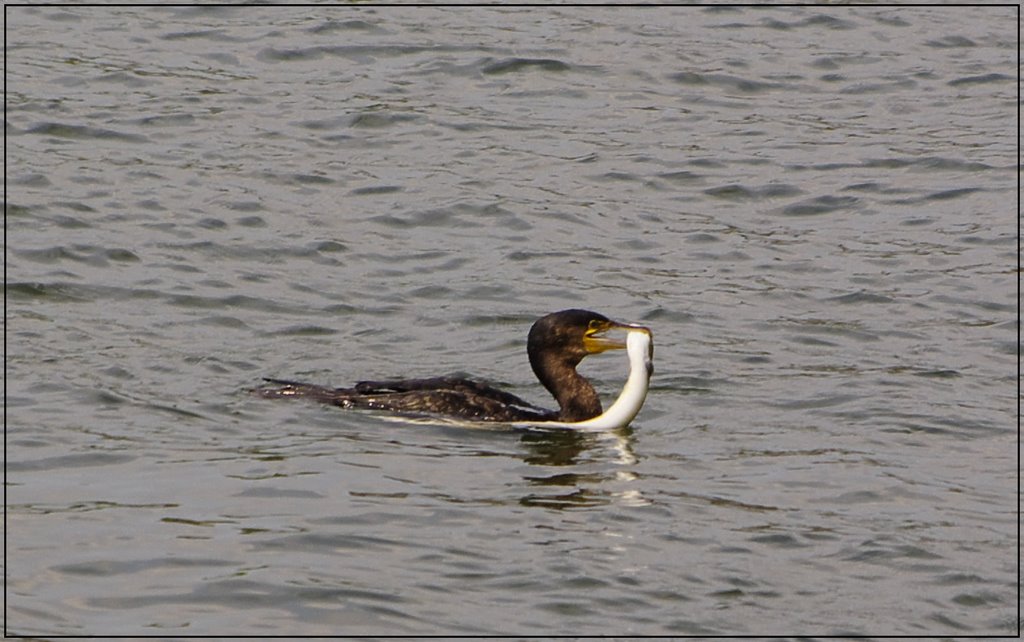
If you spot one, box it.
[255,309,652,425]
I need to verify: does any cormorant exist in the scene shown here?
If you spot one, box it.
[255,309,653,430]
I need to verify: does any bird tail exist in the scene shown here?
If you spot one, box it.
[253,378,354,405]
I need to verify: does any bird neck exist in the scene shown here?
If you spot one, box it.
[531,353,603,422]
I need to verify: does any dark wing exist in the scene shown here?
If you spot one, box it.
[355,376,549,410]
[255,376,555,423]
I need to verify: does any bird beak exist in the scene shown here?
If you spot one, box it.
[583,320,649,354]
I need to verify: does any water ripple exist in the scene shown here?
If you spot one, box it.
[24,122,148,143]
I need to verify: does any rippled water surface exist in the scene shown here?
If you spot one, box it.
[6,5,1018,636]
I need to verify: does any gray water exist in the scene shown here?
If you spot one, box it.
[6,5,1018,637]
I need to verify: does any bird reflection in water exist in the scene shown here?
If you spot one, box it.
[518,427,648,509]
